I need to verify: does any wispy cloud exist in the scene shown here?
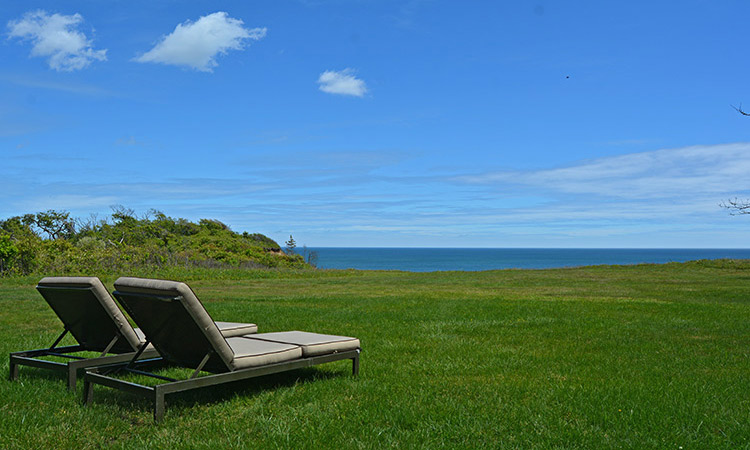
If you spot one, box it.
[1,75,113,96]
[457,143,750,200]
[20,194,118,212]
[6,152,86,162]
[3,143,750,247]
[133,12,266,72]
[597,138,655,147]
[392,0,434,28]
[114,136,146,147]
[318,69,368,97]
[7,10,107,71]
[0,122,43,138]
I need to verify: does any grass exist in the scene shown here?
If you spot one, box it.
[1,260,750,448]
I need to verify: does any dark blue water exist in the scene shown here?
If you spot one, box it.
[306,248,750,272]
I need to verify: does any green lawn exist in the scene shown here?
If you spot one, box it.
[1,261,749,448]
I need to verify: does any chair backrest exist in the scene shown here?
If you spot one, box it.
[36,277,142,353]
[112,277,233,373]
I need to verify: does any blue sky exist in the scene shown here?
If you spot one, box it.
[3,1,750,248]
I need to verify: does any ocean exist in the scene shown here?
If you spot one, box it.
[305,248,750,272]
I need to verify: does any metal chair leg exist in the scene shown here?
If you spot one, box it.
[67,365,77,391]
[83,379,94,406]
[154,388,166,423]
[352,350,360,376]
[9,357,19,381]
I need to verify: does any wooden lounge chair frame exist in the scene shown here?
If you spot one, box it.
[83,280,360,423]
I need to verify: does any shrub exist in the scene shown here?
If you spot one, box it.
[0,209,310,276]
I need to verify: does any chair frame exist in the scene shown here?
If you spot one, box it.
[82,285,361,422]
[9,327,160,391]
[9,283,160,391]
[84,346,359,422]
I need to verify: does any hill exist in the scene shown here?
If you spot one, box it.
[0,208,307,275]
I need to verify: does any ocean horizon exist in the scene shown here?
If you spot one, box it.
[304,248,750,272]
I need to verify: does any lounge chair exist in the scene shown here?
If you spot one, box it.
[9,277,258,390]
[83,277,361,422]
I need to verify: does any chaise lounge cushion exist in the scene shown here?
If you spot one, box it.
[246,331,360,357]
[38,276,143,352]
[214,321,258,337]
[41,277,255,352]
[226,337,302,370]
[114,277,235,369]
[132,323,256,344]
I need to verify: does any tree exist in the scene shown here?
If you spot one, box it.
[110,205,137,224]
[723,106,750,214]
[0,234,19,272]
[24,210,75,240]
[285,235,297,254]
[720,198,750,215]
[732,104,750,116]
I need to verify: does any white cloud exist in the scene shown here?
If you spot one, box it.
[134,12,266,72]
[318,69,368,97]
[458,143,750,200]
[5,141,750,247]
[7,10,107,71]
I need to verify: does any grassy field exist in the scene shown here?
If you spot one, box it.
[1,260,749,449]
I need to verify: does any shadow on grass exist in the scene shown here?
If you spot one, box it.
[88,366,345,420]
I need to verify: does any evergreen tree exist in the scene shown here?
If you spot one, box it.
[285,235,297,254]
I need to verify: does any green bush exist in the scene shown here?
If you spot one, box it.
[0,209,308,276]
[0,233,19,272]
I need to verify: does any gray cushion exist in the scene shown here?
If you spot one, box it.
[246,331,360,357]
[113,277,234,368]
[38,276,143,351]
[226,337,302,370]
[133,322,254,348]
[214,321,258,337]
